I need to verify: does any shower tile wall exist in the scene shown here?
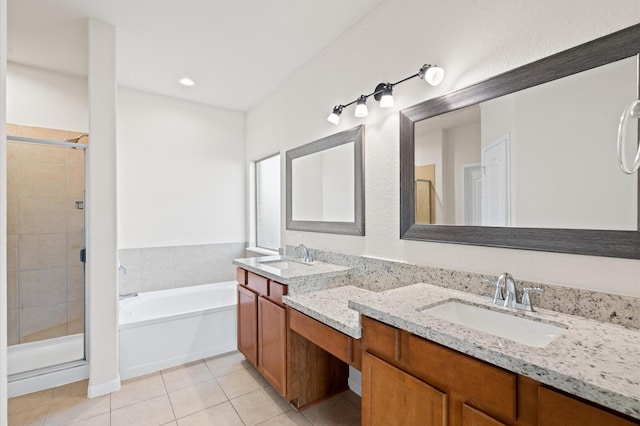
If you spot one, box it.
[6,124,88,345]
[118,242,249,294]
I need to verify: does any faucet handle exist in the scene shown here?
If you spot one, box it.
[521,287,543,311]
[483,277,505,303]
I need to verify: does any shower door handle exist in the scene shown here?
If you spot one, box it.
[80,248,86,263]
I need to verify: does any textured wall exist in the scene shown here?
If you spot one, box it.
[247,0,640,297]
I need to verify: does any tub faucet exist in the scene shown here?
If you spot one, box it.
[295,244,313,262]
[119,292,138,300]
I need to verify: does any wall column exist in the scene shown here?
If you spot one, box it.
[87,19,120,397]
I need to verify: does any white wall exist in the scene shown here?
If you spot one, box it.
[6,63,88,131]
[117,87,246,249]
[246,0,640,297]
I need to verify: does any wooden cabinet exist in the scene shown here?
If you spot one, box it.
[236,269,288,394]
[237,284,258,367]
[361,315,640,426]
[362,351,447,426]
[258,296,287,394]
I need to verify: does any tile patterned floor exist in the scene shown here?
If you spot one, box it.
[8,351,361,426]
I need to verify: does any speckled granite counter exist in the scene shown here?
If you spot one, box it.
[348,283,640,420]
[283,286,374,338]
[233,256,350,291]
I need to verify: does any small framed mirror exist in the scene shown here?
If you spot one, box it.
[286,125,365,235]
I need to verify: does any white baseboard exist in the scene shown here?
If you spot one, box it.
[88,375,121,398]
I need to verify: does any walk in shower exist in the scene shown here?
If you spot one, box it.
[6,124,88,395]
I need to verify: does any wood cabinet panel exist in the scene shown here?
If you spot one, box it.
[408,334,516,421]
[538,386,639,426]
[268,280,287,305]
[463,404,507,426]
[247,271,268,295]
[237,285,258,367]
[362,352,447,426]
[289,308,358,368]
[258,297,287,395]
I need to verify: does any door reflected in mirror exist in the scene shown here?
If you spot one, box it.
[414,56,638,231]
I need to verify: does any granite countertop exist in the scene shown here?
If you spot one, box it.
[233,255,350,285]
[347,283,640,420]
[283,285,374,338]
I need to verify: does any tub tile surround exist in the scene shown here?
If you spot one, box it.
[118,242,247,294]
[285,246,640,329]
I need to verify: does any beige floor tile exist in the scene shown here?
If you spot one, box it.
[230,387,291,426]
[216,366,269,399]
[176,401,244,426]
[161,422,178,426]
[111,372,167,410]
[43,394,110,426]
[340,390,362,409]
[52,379,89,399]
[68,412,110,425]
[8,387,54,414]
[110,394,175,426]
[204,350,250,378]
[301,392,361,426]
[257,410,312,425]
[161,360,213,393]
[168,378,228,419]
[8,403,49,426]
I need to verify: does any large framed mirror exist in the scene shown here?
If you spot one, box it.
[400,24,640,259]
[286,125,365,235]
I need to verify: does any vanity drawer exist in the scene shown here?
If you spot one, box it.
[236,268,247,285]
[289,308,362,370]
[362,316,407,365]
[268,281,287,305]
[407,334,517,421]
[247,272,268,296]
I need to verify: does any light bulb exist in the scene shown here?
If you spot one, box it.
[179,77,195,86]
[424,66,445,86]
[327,106,342,125]
[379,85,394,108]
[354,96,368,118]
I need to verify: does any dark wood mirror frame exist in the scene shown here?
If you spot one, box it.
[400,24,640,259]
[286,125,365,236]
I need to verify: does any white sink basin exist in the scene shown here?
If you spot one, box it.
[259,259,312,270]
[421,301,566,348]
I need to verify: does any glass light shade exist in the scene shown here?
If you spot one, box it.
[355,98,368,117]
[327,111,340,125]
[424,66,445,86]
[380,93,394,108]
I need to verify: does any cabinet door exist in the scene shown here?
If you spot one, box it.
[462,404,506,426]
[362,352,447,426]
[258,296,287,395]
[237,285,258,367]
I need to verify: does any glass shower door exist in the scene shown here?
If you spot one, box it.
[7,127,86,376]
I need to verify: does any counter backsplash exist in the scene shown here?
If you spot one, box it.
[284,245,639,329]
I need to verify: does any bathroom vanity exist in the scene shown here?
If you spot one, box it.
[234,256,640,424]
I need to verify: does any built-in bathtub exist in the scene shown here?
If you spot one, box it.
[118,281,238,379]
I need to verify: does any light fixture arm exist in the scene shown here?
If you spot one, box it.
[327,64,444,124]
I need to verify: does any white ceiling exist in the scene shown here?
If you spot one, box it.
[7,0,383,111]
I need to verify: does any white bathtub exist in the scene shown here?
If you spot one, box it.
[119,281,238,379]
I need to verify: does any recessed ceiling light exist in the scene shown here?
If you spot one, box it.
[179,77,195,86]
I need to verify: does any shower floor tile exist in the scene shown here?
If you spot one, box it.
[8,350,362,425]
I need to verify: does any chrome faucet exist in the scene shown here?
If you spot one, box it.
[119,292,138,300]
[295,244,313,262]
[485,273,543,311]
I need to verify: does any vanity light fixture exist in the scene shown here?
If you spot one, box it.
[327,64,444,125]
[179,77,195,86]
